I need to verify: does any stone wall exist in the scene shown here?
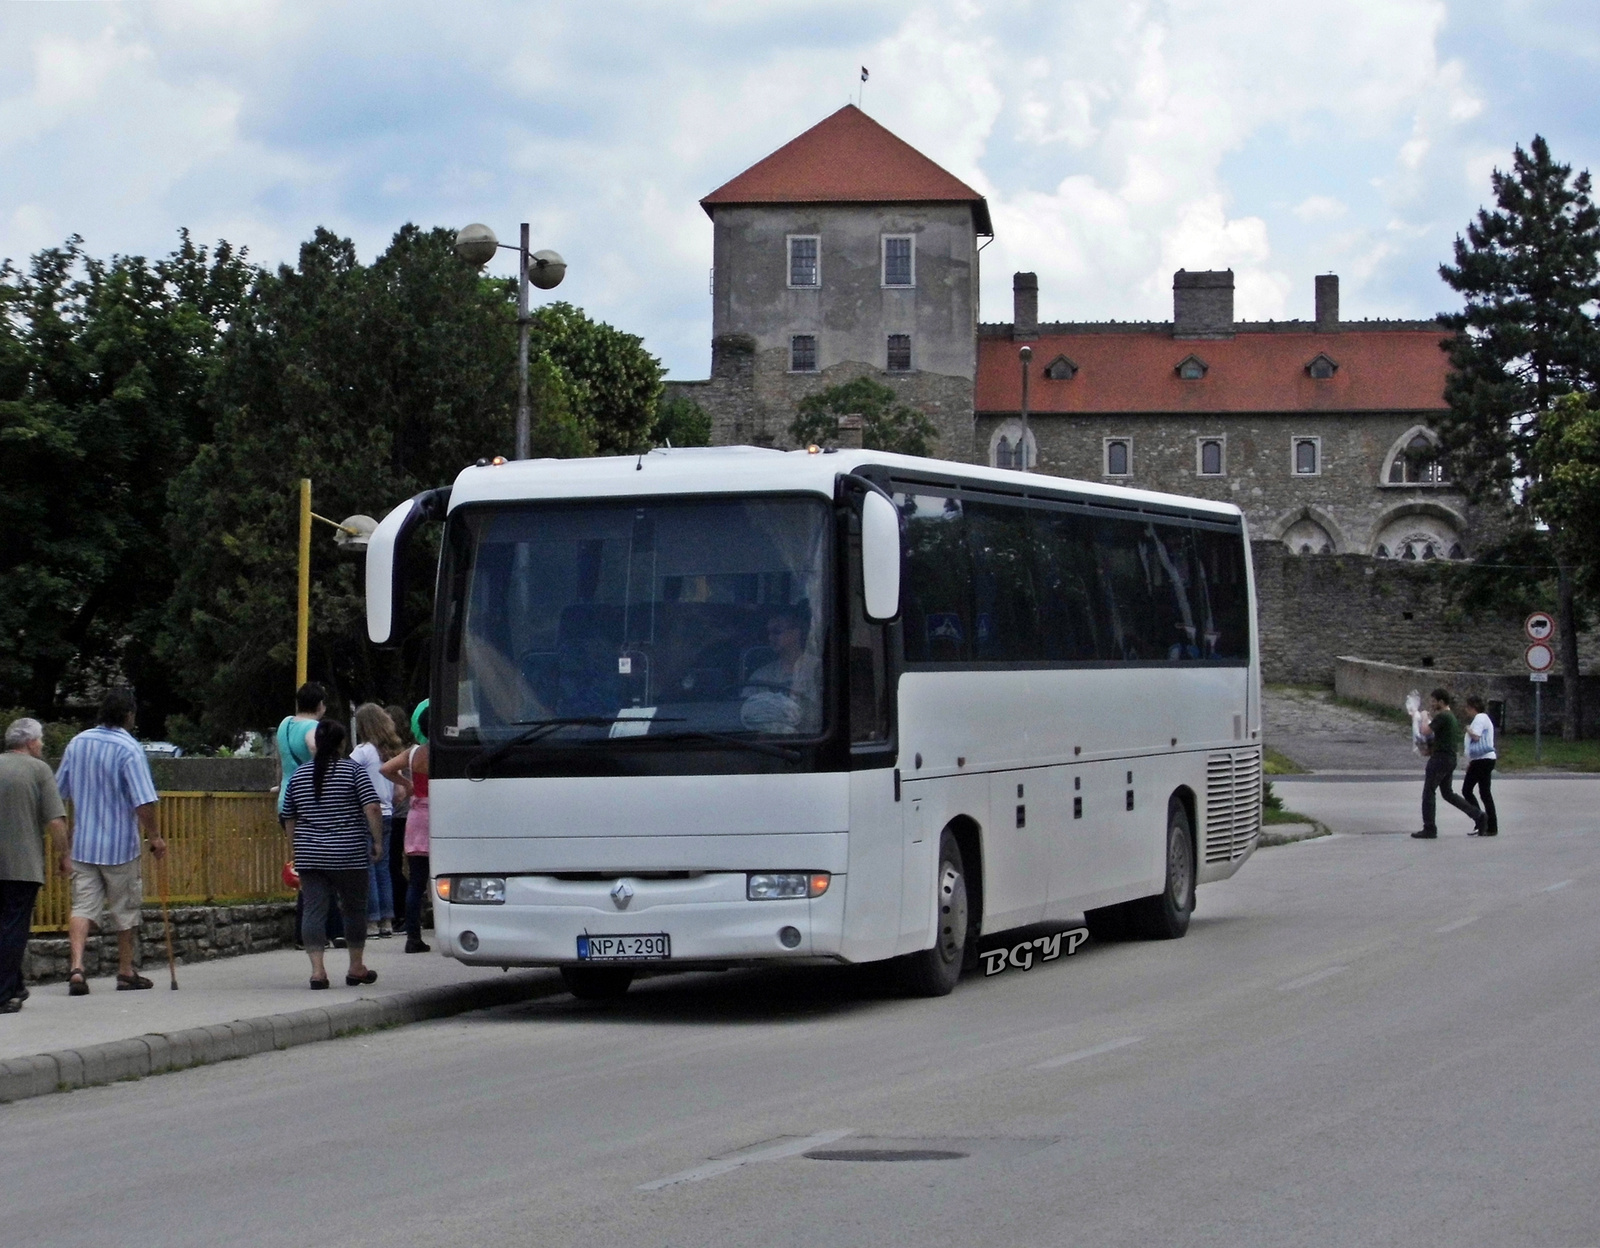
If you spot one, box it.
[1336,657,1599,738]
[1254,542,1598,722]
[25,901,297,984]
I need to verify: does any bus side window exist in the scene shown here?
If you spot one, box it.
[849,529,890,744]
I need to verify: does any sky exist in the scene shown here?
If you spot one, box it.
[1,0,1597,381]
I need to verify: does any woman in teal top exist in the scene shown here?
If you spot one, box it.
[276,683,326,817]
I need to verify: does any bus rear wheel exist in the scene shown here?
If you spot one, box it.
[1125,798,1195,940]
[561,966,636,1000]
[896,827,969,997]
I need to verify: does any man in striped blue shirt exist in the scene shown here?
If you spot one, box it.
[55,688,167,994]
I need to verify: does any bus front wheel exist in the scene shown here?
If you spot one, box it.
[896,827,970,997]
[1125,798,1195,940]
[561,965,635,1000]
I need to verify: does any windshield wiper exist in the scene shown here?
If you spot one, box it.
[466,717,681,778]
[638,730,804,763]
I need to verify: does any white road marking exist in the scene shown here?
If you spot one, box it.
[1033,1036,1144,1070]
[638,1129,854,1191]
[1435,916,1478,934]
[1543,879,1574,892]
[1277,966,1348,992]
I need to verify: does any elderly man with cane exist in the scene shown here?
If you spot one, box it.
[0,718,69,1013]
[55,688,167,993]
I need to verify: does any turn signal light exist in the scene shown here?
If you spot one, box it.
[808,873,830,898]
[435,877,451,901]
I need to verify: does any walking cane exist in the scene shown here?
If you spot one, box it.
[158,854,179,990]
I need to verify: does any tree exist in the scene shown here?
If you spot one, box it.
[1531,390,1600,601]
[0,232,251,729]
[650,394,712,447]
[789,376,938,456]
[1438,136,1600,738]
[527,302,663,455]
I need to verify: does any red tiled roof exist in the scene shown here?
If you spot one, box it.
[976,327,1450,413]
[701,105,992,233]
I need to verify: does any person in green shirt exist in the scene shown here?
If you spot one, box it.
[1412,688,1486,839]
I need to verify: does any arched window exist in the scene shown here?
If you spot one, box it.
[1198,438,1224,476]
[989,422,1037,471]
[1385,430,1450,485]
[1105,438,1131,476]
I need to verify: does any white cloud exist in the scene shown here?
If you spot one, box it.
[1294,196,1348,223]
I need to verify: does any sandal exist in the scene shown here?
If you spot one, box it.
[345,969,378,986]
[309,977,330,990]
[116,972,154,991]
[68,969,89,997]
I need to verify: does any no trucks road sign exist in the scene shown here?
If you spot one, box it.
[1525,612,1556,642]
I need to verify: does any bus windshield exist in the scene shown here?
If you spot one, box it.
[437,496,832,747]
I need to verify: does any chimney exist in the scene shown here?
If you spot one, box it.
[1172,269,1234,338]
[1012,272,1038,341]
[1315,274,1339,331]
[835,414,864,449]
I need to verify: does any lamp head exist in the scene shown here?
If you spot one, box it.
[1019,345,1033,364]
[454,223,499,267]
[528,249,566,290]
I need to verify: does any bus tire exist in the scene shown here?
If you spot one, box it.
[896,827,970,997]
[1126,798,1195,940]
[561,965,635,1000]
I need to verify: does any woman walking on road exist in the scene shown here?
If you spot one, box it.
[382,704,431,954]
[351,704,402,938]
[1463,695,1499,837]
[284,719,383,988]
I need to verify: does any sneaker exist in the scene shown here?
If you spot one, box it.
[1410,830,1437,839]
[377,923,393,939]
[404,938,431,954]
[332,937,347,949]
[0,997,21,1014]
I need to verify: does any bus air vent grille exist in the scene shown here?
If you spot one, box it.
[1204,749,1262,863]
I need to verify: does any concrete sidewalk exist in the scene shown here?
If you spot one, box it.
[1,944,561,1103]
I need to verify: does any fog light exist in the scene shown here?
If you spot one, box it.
[459,930,480,952]
[778,926,802,948]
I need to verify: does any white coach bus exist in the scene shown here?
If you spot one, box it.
[366,447,1261,998]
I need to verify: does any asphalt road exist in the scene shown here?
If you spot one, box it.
[4,778,1598,1248]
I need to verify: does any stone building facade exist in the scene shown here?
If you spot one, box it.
[667,105,990,459]
[975,269,1496,562]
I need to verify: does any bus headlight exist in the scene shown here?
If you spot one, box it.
[747,872,830,900]
[451,876,506,904]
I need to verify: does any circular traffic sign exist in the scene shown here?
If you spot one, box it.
[1525,612,1556,642]
[1526,641,1556,673]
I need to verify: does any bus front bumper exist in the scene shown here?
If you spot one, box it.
[432,871,848,966]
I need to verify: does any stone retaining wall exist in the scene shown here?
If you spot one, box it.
[1334,656,1600,737]
[25,901,297,984]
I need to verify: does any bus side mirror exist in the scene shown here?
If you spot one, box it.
[366,498,419,645]
[860,490,901,623]
[366,487,451,644]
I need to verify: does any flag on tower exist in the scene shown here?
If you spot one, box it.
[861,66,869,82]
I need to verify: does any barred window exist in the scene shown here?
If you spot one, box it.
[883,236,914,287]
[788,236,819,287]
[886,334,912,372]
[790,335,817,372]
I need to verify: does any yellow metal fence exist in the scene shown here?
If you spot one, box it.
[31,792,293,933]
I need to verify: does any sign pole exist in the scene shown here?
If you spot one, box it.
[1535,682,1542,764]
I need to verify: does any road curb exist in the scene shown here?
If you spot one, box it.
[1258,820,1332,847]
[0,970,561,1106]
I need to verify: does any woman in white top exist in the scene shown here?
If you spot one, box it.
[1462,695,1498,837]
[351,704,402,934]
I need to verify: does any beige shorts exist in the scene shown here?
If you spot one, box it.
[70,859,144,931]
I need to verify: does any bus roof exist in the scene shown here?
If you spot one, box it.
[445,446,1245,522]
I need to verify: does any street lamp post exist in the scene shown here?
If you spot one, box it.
[454,223,566,460]
[1018,345,1033,471]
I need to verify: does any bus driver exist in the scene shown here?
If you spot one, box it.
[740,606,821,734]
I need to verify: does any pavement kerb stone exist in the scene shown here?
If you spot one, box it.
[1259,820,1334,848]
[0,970,561,1106]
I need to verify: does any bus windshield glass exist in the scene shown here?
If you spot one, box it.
[438,497,832,746]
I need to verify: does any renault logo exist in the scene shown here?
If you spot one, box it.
[610,880,634,910]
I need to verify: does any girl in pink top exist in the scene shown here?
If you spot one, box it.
[382,728,430,953]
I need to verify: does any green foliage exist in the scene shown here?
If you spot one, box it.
[1438,136,1600,502]
[650,394,713,447]
[0,708,83,760]
[790,376,938,456]
[0,232,252,729]
[526,351,594,458]
[161,225,520,737]
[527,302,663,455]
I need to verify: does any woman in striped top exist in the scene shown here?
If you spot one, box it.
[284,719,383,989]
